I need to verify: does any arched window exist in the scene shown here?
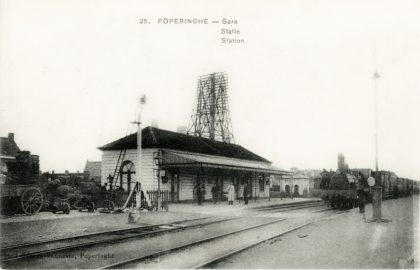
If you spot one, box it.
[120,160,136,192]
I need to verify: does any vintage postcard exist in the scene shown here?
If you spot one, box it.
[0,0,419,269]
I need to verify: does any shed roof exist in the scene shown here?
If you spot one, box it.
[161,150,289,175]
[84,161,102,177]
[98,126,270,163]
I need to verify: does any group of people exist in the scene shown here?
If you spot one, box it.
[195,181,252,206]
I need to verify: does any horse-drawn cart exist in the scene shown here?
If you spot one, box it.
[1,185,44,215]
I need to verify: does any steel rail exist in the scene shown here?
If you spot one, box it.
[255,201,327,212]
[251,200,323,211]
[192,221,314,269]
[97,218,287,270]
[193,210,351,269]
[1,216,211,252]
[1,216,235,264]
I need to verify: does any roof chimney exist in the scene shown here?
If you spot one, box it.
[8,133,14,141]
[151,119,159,128]
[176,126,187,134]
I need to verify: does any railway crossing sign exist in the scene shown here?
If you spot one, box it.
[368,176,375,187]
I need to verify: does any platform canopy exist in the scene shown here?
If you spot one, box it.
[160,149,291,175]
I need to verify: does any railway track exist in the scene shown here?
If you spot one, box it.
[2,201,341,269]
[193,210,349,269]
[1,216,234,265]
[109,210,347,269]
[252,200,327,212]
[192,222,312,269]
[97,217,290,269]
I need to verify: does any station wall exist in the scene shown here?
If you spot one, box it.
[272,175,311,196]
[101,148,272,202]
[101,148,159,192]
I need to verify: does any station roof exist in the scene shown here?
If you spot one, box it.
[161,149,290,175]
[98,126,270,163]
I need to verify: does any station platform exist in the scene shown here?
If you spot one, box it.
[217,195,419,269]
[169,197,319,216]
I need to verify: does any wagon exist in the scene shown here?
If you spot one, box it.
[68,190,115,213]
[1,184,44,215]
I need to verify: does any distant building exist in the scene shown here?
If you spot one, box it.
[47,170,85,186]
[271,173,312,197]
[1,133,20,158]
[84,160,102,185]
[98,126,290,203]
[1,133,40,184]
[0,133,19,184]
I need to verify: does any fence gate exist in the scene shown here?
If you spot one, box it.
[144,190,169,211]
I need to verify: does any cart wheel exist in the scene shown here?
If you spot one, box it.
[73,200,83,212]
[103,200,115,211]
[63,202,70,214]
[87,202,95,212]
[21,187,43,215]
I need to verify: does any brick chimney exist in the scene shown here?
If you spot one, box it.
[8,133,14,141]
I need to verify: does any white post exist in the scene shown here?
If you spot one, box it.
[372,71,382,220]
[136,95,148,209]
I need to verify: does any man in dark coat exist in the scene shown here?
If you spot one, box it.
[211,183,219,204]
[357,189,367,220]
[243,183,250,205]
[197,184,205,206]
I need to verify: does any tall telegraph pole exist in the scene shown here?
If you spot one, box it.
[136,95,147,208]
[372,69,382,221]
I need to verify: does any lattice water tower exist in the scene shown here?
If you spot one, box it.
[187,72,234,143]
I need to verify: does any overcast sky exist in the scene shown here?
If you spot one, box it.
[1,0,419,180]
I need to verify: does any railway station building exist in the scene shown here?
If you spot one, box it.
[271,174,312,197]
[99,126,290,203]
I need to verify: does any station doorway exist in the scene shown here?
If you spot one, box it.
[294,185,299,196]
[170,172,179,203]
[285,185,290,195]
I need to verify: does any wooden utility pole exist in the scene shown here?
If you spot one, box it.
[137,95,148,208]
[372,70,382,221]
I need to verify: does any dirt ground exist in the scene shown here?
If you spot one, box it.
[212,195,419,269]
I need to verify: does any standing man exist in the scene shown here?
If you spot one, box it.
[356,172,367,220]
[107,174,114,191]
[357,188,367,220]
[243,183,250,205]
[227,181,235,205]
[197,184,203,206]
[211,183,219,204]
